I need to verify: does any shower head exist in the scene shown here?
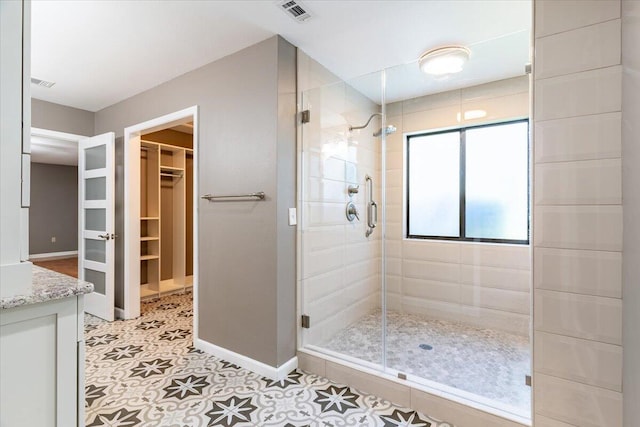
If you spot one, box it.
[373,125,397,137]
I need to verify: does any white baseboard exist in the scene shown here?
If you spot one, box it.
[195,338,297,381]
[114,307,125,320]
[29,250,78,260]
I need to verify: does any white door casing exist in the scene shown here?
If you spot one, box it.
[123,106,198,326]
[78,132,115,321]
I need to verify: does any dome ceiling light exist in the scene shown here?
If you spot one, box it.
[418,46,470,76]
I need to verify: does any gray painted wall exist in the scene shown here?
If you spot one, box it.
[275,37,297,365]
[31,98,95,136]
[29,162,78,255]
[622,1,640,424]
[95,36,297,368]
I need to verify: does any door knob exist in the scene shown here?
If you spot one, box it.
[98,234,110,240]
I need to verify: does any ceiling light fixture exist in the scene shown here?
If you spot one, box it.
[418,46,470,76]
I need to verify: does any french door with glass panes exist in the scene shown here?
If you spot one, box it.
[78,133,115,321]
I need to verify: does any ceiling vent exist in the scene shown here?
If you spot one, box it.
[277,0,312,22]
[31,77,55,88]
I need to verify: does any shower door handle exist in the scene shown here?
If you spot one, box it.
[365,175,377,237]
[367,201,377,229]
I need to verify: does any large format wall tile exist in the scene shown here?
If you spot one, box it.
[535,159,622,205]
[534,373,622,426]
[461,76,529,102]
[460,265,530,292]
[460,285,530,315]
[535,0,621,38]
[534,290,622,345]
[403,105,461,133]
[402,240,460,263]
[403,277,460,304]
[534,205,623,251]
[536,20,621,79]
[534,247,622,298]
[534,112,621,163]
[459,244,531,270]
[402,259,460,283]
[411,386,527,427]
[459,305,530,336]
[534,66,621,121]
[461,92,530,125]
[533,3,624,426]
[535,331,622,391]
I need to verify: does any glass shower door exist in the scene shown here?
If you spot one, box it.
[299,66,385,370]
[382,58,532,421]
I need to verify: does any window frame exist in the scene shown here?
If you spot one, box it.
[406,119,530,245]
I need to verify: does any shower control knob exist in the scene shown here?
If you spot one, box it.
[346,202,360,222]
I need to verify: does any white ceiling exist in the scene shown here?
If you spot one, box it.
[31,0,531,112]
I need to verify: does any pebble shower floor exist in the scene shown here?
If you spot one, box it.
[324,310,531,415]
[84,292,454,426]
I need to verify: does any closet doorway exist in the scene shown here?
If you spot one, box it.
[123,106,198,332]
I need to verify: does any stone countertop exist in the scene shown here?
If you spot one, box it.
[1,266,94,310]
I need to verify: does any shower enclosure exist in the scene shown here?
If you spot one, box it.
[297,30,532,422]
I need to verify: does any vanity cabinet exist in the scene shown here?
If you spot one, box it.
[1,296,85,427]
[0,267,93,427]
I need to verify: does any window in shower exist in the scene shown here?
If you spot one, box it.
[407,119,529,244]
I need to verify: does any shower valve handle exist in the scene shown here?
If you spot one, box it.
[346,202,360,222]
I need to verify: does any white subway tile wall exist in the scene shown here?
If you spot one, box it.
[533,1,623,425]
[299,56,383,349]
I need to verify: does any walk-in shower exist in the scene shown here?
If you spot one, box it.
[298,12,532,421]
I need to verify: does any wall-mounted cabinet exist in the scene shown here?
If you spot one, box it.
[139,140,193,299]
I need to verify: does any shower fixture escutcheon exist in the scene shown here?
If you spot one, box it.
[346,201,360,222]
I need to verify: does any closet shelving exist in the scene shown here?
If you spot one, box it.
[140,139,193,300]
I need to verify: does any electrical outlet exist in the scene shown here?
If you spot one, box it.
[51,236,56,243]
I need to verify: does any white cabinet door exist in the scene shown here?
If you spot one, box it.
[79,133,115,321]
[0,298,79,427]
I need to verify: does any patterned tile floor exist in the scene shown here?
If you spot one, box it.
[84,293,454,426]
[323,310,531,415]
